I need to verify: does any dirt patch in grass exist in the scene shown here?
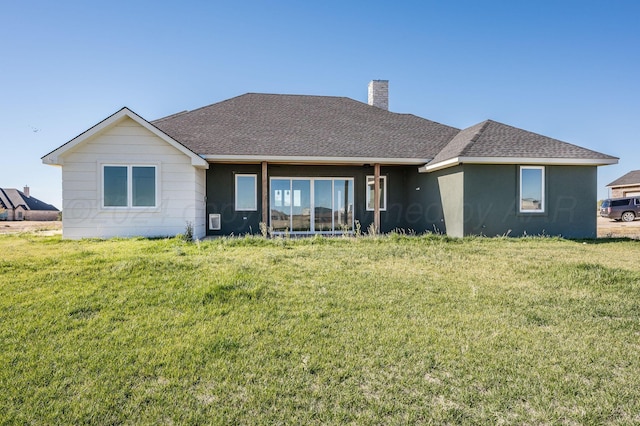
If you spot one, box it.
[0,220,61,235]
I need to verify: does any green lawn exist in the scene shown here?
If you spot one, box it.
[1,233,640,424]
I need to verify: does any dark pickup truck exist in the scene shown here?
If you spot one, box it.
[600,197,640,222]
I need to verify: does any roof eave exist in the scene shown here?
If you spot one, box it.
[419,156,619,173]
[606,182,640,188]
[203,155,431,165]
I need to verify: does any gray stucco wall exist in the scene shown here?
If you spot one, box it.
[461,164,597,238]
[205,163,598,238]
[437,168,465,238]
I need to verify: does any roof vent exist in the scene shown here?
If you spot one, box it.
[368,80,389,110]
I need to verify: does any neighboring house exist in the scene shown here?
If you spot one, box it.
[606,170,640,198]
[0,187,59,221]
[42,81,617,240]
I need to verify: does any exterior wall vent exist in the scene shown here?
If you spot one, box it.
[209,214,221,230]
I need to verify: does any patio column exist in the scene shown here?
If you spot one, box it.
[262,161,268,225]
[374,163,380,233]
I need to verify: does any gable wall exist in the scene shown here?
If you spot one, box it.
[60,117,205,239]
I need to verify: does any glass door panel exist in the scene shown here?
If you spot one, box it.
[291,180,311,232]
[271,179,291,231]
[333,179,354,232]
[271,177,354,234]
[314,179,333,232]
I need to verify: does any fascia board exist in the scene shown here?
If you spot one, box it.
[420,156,619,173]
[607,182,640,188]
[124,109,209,169]
[42,108,209,169]
[42,108,132,165]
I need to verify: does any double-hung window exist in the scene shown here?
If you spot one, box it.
[366,175,387,211]
[519,166,545,213]
[103,165,157,208]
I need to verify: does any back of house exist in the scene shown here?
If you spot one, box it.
[42,81,617,239]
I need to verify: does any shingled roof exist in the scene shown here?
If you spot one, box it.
[151,93,616,169]
[0,188,59,212]
[427,120,617,168]
[607,170,640,187]
[152,93,460,162]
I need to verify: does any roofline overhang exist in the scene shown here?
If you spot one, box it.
[419,156,619,173]
[42,107,209,169]
[202,155,431,165]
[606,182,640,188]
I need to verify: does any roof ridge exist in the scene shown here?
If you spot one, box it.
[470,120,492,143]
[458,120,492,156]
[152,93,355,122]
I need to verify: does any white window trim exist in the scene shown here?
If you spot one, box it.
[101,163,159,209]
[519,165,545,213]
[235,174,257,211]
[366,175,387,211]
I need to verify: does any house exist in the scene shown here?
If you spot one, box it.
[0,187,59,221]
[42,81,617,240]
[606,170,640,198]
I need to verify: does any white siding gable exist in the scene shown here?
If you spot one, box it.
[58,116,207,239]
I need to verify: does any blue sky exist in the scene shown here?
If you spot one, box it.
[2,0,638,208]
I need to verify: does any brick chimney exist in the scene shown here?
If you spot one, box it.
[23,186,30,197]
[368,80,389,110]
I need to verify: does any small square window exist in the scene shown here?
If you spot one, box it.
[235,174,257,211]
[366,175,387,211]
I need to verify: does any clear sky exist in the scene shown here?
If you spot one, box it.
[2,0,638,209]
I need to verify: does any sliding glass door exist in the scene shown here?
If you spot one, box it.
[270,177,353,234]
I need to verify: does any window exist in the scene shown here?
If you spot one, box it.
[366,175,387,211]
[235,174,257,211]
[103,165,156,208]
[611,199,631,207]
[519,166,544,213]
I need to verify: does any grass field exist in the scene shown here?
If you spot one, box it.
[1,233,640,424]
